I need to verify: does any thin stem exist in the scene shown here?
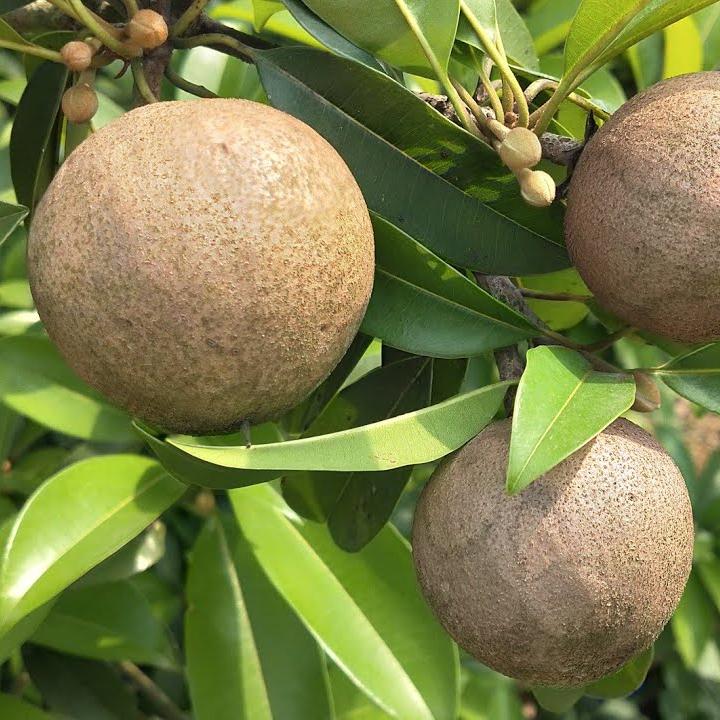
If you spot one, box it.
[165,64,217,97]
[542,327,632,354]
[121,0,139,18]
[173,32,255,62]
[519,288,591,303]
[495,31,513,116]
[473,47,504,121]
[67,0,136,57]
[173,0,212,37]
[451,79,490,132]
[131,58,158,103]
[526,78,610,123]
[459,0,529,127]
[119,662,188,720]
[45,0,81,23]
[531,77,574,135]
[0,39,63,62]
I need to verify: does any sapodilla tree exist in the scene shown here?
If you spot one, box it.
[28,99,375,435]
[412,419,694,687]
[565,71,720,343]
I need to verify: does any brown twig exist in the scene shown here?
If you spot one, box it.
[3,0,79,34]
[119,661,188,720]
[133,0,171,103]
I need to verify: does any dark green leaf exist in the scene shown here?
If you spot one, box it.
[507,346,635,494]
[254,46,569,275]
[654,343,720,413]
[10,61,67,219]
[0,694,51,719]
[0,201,27,247]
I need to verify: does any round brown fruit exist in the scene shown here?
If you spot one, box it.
[565,72,720,342]
[60,41,94,72]
[126,9,168,50]
[28,99,375,435]
[412,418,693,687]
[61,83,98,124]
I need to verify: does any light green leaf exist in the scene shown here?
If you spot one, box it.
[31,579,178,668]
[531,685,584,713]
[145,381,510,483]
[0,455,185,635]
[0,279,32,308]
[230,484,459,720]
[456,0,497,46]
[653,343,720,413]
[186,515,332,720]
[507,346,635,494]
[526,0,582,55]
[518,268,591,331]
[627,33,664,89]
[301,0,460,77]
[663,16,703,76]
[0,694,52,719]
[672,571,716,670]
[362,216,536,358]
[585,647,654,698]
[460,668,523,720]
[697,556,720,614]
[253,0,284,30]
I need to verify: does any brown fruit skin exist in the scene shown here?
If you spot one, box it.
[61,84,98,124]
[28,99,374,435]
[412,418,693,687]
[60,41,93,72]
[126,9,168,49]
[565,72,720,342]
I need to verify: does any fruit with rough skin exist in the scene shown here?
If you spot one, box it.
[28,99,374,435]
[498,127,542,171]
[412,418,693,687]
[565,71,720,342]
[60,41,94,72]
[61,83,98,124]
[126,9,168,49]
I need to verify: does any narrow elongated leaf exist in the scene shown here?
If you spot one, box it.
[281,0,384,69]
[698,556,720,614]
[186,516,332,720]
[31,579,177,668]
[0,455,185,634]
[301,0,459,77]
[0,335,136,443]
[361,216,537,358]
[507,346,635,494]
[0,202,27,246]
[10,61,67,218]
[457,0,497,47]
[254,46,569,275]
[149,381,510,479]
[585,647,654,698]
[654,343,720,412]
[0,694,52,719]
[230,485,459,720]
[672,571,716,669]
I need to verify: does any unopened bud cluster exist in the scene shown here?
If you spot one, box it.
[126,9,169,50]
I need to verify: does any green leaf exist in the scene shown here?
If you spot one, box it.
[0,279,31,308]
[531,685,584,713]
[25,647,141,720]
[671,571,716,670]
[361,216,537,358]
[585,647,654,698]
[230,484,459,720]
[460,668,523,720]
[526,0,582,55]
[563,0,652,85]
[456,0,498,47]
[0,455,185,635]
[0,602,52,664]
[594,0,720,73]
[697,556,720,614]
[0,201,27,247]
[253,0,284,29]
[0,694,52,720]
[0,334,136,443]
[301,0,460,77]
[10,61,67,219]
[698,2,720,69]
[31,579,177,668]
[254,46,569,275]
[186,515,332,720]
[330,663,393,719]
[507,346,635,494]
[281,0,384,69]
[144,381,510,483]
[518,268,590,331]
[654,343,720,413]
[627,32,664,89]
[663,16,703,76]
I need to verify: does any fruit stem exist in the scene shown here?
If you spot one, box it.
[471,46,504,122]
[131,58,158,103]
[459,0,529,127]
[172,0,212,38]
[542,327,633,355]
[451,79,491,134]
[173,32,255,63]
[0,39,63,62]
[527,78,610,127]
[66,0,138,58]
[519,288,591,303]
[164,64,217,97]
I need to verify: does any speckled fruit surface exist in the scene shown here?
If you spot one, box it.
[565,71,720,342]
[28,99,374,435]
[412,419,693,687]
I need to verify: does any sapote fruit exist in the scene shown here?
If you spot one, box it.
[28,99,374,435]
[565,71,720,342]
[412,419,693,687]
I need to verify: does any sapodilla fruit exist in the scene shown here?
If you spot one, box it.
[412,419,693,687]
[565,72,720,342]
[28,99,374,435]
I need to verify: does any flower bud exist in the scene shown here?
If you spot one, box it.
[62,83,99,124]
[498,127,543,171]
[517,168,556,207]
[60,41,94,72]
[126,9,168,50]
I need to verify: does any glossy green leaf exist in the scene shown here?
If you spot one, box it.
[0,455,185,635]
[0,694,52,720]
[457,0,497,46]
[585,647,654,698]
[362,216,536,358]
[330,664,393,719]
[253,0,284,29]
[654,343,720,413]
[186,515,332,720]
[301,0,459,77]
[518,268,591,331]
[254,46,569,275]
[593,0,720,75]
[149,381,510,480]
[281,0,384,69]
[230,484,459,720]
[10,61,67,219]
[531,685,584,713]
[31,579,177,668]
[507,346,635,494]
[0,446,67,497]
[0,334,136,443]
[627,33,664,88]
[25,647,140,720]
[663,16,703,76]
[0,201,27,247]
[0,601,51,664]
[672,571,716,670]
